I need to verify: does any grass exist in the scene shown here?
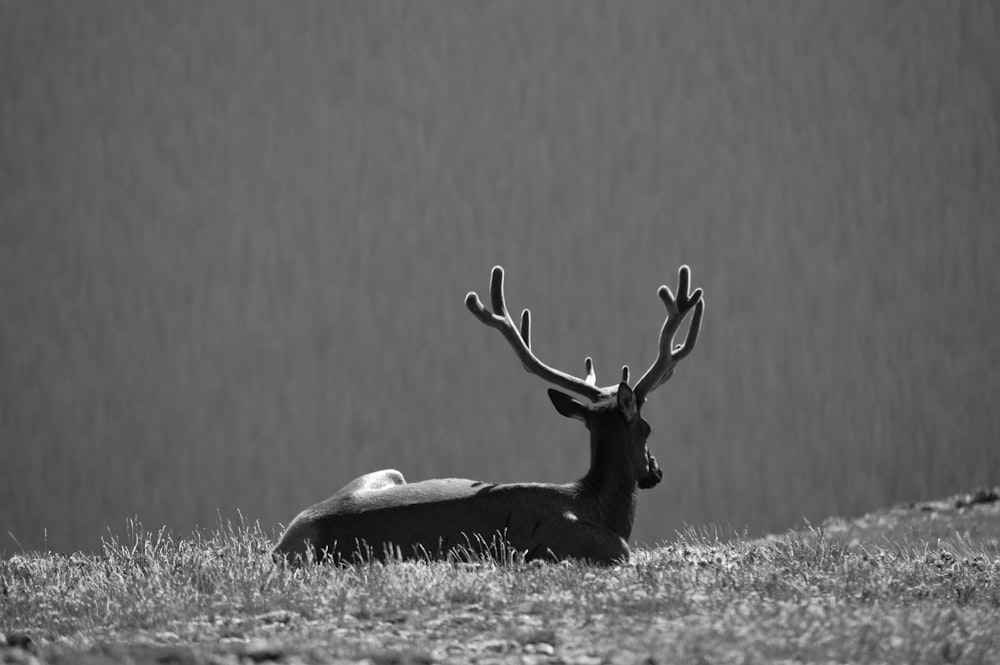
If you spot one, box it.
[1,496,999,665]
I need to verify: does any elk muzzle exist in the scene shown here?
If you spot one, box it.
[638,452,663,489]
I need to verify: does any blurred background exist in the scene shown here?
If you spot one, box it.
[1,2,998,555]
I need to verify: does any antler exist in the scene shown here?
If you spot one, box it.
[465,266,614,403]
[632,265,705,405]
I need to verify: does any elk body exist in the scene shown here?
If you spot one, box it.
[273,266,704,565]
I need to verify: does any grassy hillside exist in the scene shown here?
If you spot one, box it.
[1,491,998,664]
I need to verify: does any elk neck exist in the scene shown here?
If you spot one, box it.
[573,425,640,540]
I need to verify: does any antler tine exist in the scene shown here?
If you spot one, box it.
[633,265,705,404]
[466,266,608,402]
[648,298,704,392]
[669,296,704,361]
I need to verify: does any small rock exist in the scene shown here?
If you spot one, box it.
[240,639,286,662]
[5,633,34,653]
[534,643,556,656]
[254,609,297,625]
[519,629,558,647]
[366,652,434,665]
[480,639,512,654]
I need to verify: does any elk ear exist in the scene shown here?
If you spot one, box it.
[548,389,588,422]
[616,382,638,421]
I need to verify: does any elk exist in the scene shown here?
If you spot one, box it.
[273,265,704,565]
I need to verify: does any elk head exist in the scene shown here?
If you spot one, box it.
[548,381,662,491]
